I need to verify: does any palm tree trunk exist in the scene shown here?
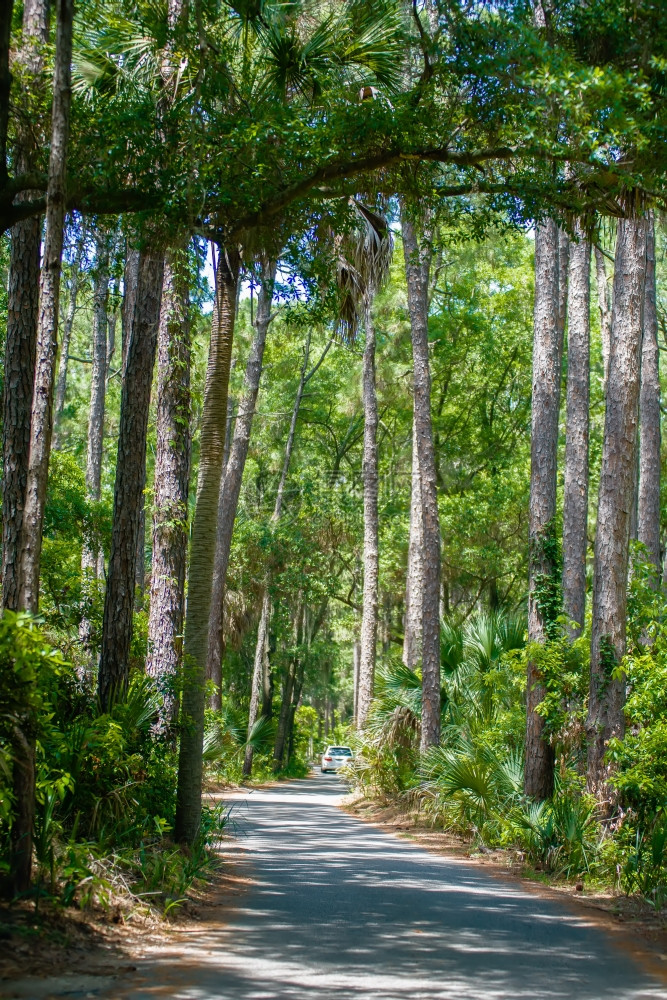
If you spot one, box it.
[402,213,441,752]
[53,226,85,446]
[175,247,240,844]
[10,0,73,898]
[562,225,591,638]
[637,213,660,580]
[146,247,191,730]
[587,216,648,793]
[524,218,563,801]
[403,418,423,669]
[357,310,379,728]
[208,258,277,707]
[97,249,164,709]
[594,245,612,394]
[2,0,48,612]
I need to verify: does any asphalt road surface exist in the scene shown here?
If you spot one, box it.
[7,775,667,999]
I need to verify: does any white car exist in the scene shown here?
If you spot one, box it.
[321,745,354,773]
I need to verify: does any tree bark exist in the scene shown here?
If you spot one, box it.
[17,0,74,615]
[53,227,85,447]
[525,218,563,801]
[562,225,590,638]
[2,0,49,612]
[357,311,379,728]
[146,246,191,731]
[403,418,424,669]
[97,249,163,709]
[10,0,72,898]
[587,216,648,792]
[207,258,276,707]
[637,213,660,579]
[175,248,240,843]
[594,245,612,394]
[402,213,441,752]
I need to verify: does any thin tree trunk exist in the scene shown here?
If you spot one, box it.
[594,245,612,393]
[352,638,360,724]
[273,601,303,769]
[81,233,110,578]
[175,247,240,844]
[78,234,109,664]
[53,227,84,447]
[122,246,140,377]
[244,332,316,776]
[637,213,660,580]
[243,587,271,777]
[97,250,163,709]
[208,258,277,706]
[403,418,423,668]
[357,311,379,728]
[146,247,191,730]
[402,213,441,752]
[10,0,72,898]
[0,0,14,188]
[562,225,590,638]
[17,0,74,614]
[524,218,562,801]
[2,0,49,613]
[587,216,648,793]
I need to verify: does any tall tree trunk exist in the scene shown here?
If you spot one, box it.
[524,218,563,801]
[17,0,74,613]
[146,247,191,731]
[403,419,423,669]
[357,311,379,728]
[53,227,84,447]
[208,258,277,707]
[637,213,660,580]
[97,250,163,709]
[81,234,110,579]
[244,332,316,777]
[2,0,49,612]
[121,247,140,377]
[78,234,109,664]
[594,245,612,393]
[402,213,441,752]
[587,216,648,792]
[175,248,240,844]
[10,0,73,898]
[562,226,591,638]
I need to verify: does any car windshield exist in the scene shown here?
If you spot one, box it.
[328,747,352,755]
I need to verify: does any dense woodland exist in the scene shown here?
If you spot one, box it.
[1,0,667,914]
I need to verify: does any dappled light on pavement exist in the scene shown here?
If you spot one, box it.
[109,778,667,998]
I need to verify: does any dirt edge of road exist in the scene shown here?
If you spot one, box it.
[341,790,667,986]
[0,845,250,990]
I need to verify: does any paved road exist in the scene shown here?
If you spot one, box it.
[6,776,667,999]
